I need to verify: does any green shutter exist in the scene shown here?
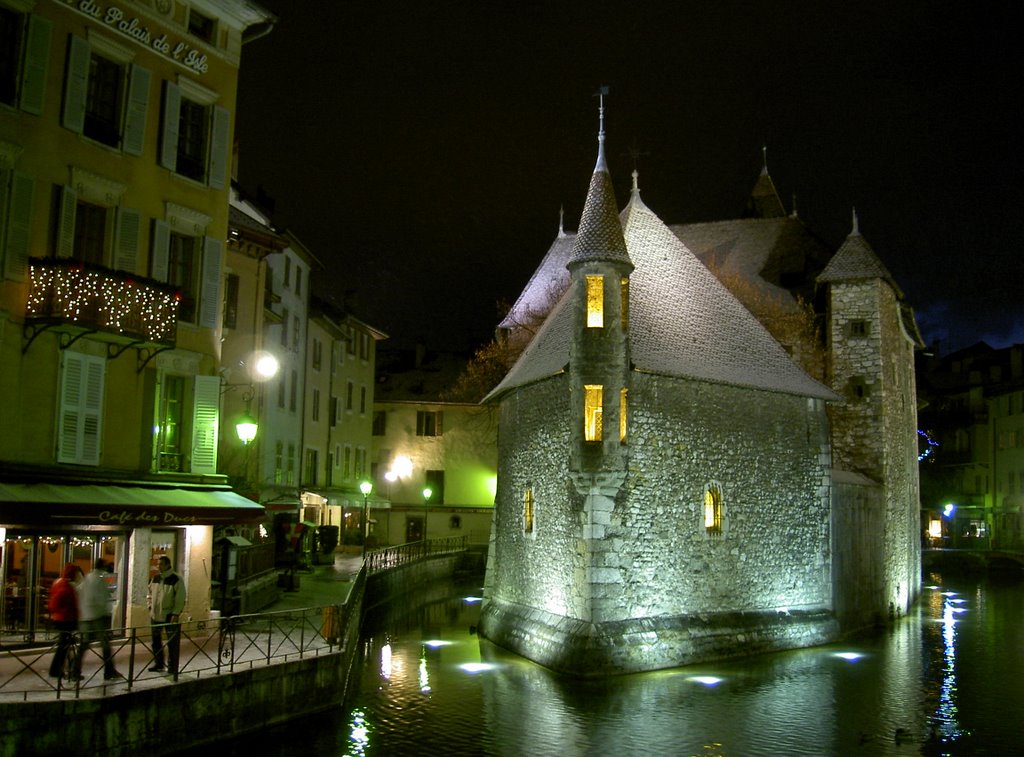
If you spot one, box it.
[3,172,34,282]
[159,81,180,171]
[198,235,222,329]
[114,206,142,273]
[56,185,77,258]
[190,374,220,474]
[123,64,151,156]
[208,105,230,190]
[62,35,89,134]
[150,219,170,281]
[20,15,52,115]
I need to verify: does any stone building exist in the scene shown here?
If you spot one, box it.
[479,109,922,675]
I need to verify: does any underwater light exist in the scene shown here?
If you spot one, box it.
[459,662,495,674]
[834,652,865,661]
[423,640,454,648]
[463,596,483,604]
[688,676,723,686]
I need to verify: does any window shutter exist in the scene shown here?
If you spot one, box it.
[198,235,222,329]
[208,105,230,190]
[56,185,77,258]
[2,172,34,282]
[58,352,105,465]
[150,219,170,281]
[159,81,181,171]
[62,35,89,134]
[122,64,151,156]
[113,206,141,273]
[20,15,53,115]
[190,374,220,474]
[436,411,444,436]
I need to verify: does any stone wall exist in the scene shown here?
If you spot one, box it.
[483,371,837,674]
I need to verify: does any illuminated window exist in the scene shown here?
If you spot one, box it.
[158,375,185,472]
[621,277,630,331]
[619,388,628,442]
[586,275,604,328]
[523,488,534,533]
[584,384,603,441]
[704,485,723,534]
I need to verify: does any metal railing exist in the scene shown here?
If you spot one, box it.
[0,567,365,702]
[364,536,467,573]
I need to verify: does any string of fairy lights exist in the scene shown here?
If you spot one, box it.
[27,262,178,343]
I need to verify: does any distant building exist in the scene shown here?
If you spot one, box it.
[918,342,1024,549]
[480,114,922,674]
[0,0,275,637]
[371,348,497,548]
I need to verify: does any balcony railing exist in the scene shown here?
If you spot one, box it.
[26,258,178,348]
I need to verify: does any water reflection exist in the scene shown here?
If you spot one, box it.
[226,572,1022,756]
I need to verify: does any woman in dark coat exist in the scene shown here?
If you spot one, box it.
[48,563,82,679]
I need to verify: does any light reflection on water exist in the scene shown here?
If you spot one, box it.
[226,572,1022,756]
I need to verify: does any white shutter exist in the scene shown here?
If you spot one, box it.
[150,219,170,281]
[20,15,52,116]
[190,374,220,474]
[2,172,34,282]
[123,64,151,156]
[159,81,181,171]
[207,105,231,190]
[57,352,106,465]
[114,207,141,273]
[56,185,77,258]
[198,235,222,329]
[62,35,89,134]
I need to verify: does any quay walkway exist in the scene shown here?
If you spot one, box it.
[0,552,365,703]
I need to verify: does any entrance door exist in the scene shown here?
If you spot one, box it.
[405,515,424,543]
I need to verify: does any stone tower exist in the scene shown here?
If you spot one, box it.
[818,211,923,620]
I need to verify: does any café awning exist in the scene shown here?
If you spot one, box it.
[0,482,266,527]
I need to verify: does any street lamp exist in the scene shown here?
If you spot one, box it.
[360,481,373,558]
[422,487,432,554]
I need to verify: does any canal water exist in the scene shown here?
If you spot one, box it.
[227,569,1022,756]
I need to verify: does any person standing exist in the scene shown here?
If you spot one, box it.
[78,559,123,680]
[47,563,82,680]
[148,555,186,674]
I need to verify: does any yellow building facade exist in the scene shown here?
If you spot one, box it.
[0,0,273,640]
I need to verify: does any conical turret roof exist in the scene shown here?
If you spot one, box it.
[817,210,903,297]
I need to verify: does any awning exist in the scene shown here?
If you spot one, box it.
[0,483,266,527]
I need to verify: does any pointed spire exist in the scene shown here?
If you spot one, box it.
[851,207,860,235]
[744,144,785,219]
[791,192,798,219]
[558,205,566,238]
[568,88,632,271]
[631,169,640,197]
[594,86,609,172]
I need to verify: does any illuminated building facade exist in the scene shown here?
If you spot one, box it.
[371,349,497,548]
[480,119,923,674]
[0,0,274,638]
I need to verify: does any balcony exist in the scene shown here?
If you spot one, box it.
[24,258,178,355]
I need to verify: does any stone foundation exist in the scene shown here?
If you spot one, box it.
[480,598,839,677]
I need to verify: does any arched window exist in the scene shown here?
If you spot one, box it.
[704,484,724,535]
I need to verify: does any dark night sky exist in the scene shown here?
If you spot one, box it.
[235,1,1022,355]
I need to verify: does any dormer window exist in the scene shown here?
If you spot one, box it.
[584,384,603,441]
[586,275,604,328]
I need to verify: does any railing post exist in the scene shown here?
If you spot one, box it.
[127,627,137,691]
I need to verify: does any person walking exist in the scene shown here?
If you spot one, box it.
[79,558,123,680]
[47,563,82,680]
[148,555,186,674]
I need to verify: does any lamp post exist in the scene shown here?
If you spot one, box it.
[360,481,372,558]
[422,487,432,556]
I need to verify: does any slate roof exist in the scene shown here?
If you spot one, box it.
[817,225,903,298]
[485,185,836,402]
[567,163,633,269]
